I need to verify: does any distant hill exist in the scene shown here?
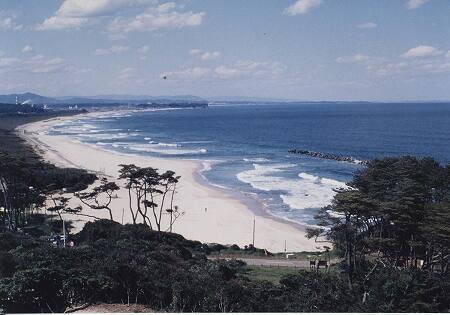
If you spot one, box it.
[78,94,205,102]
[0,93,56,105]
[0,92,206,105]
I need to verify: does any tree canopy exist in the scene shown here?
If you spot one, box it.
[308,156,450,282]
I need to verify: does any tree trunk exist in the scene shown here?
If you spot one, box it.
[169,184,176,232]
[127,188,136,224]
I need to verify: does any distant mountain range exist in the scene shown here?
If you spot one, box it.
[0,92,294,105]
[1,92,448,106]
[0,93,206,105]
[0,93,56,105]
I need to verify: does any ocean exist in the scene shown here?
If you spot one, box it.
[49,102,450,226]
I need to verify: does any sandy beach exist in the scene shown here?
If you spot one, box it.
[17,113,319,253]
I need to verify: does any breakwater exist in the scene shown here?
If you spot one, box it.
[288,149,369,165]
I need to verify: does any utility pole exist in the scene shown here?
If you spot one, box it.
[62,219,66,248]
[252,218,255,247]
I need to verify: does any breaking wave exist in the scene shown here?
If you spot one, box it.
[243,157,270,163]
[237,163,348,211]
[127,143,207,155]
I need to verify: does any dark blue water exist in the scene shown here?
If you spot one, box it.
[50,102,450,225]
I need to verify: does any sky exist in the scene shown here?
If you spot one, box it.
[0,0,449,101]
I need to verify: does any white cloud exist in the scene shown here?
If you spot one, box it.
[236,60,285,76]
[0,13,23,31]
[446,51,450,58]
[336,53,370,63]
[212,61,284,79]
[200,51,222,61]
[0,57,21,68]
[37,16,88,30]
[31,54,45,61]
[407,0,430,10]
[336,49,450,77]
[283,0,322,16]
[401,45,442,58]
[107,9,205,33]
[118,67,136,80]
[0,53,88,75]
[189,49,202,55]
[93,45,129,55]
[30,57,65,73]
[56,0,155,18]
[371,58,450,76]
[156,2,177,13]
[357,22,377,29]
[161,60,285,81]
[366,61,408,76]
[38,0,198,31]
[22,45,33,53]
[189,49,222,60]
[214,65,241,79]
[137,45,150,60]
[161,67,212,80]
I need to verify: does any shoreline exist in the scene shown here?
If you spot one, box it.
[193,162,314,232]
[16,112,319,252]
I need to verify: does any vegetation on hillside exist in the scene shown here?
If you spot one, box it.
[0,114,97,231]
[0,219,448,313]
[307,157,450,282]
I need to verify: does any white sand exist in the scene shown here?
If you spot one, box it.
[17,114,320,252]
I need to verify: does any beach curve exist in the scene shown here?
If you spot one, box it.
[16,113,319,252]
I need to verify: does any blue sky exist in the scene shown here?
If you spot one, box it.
[0,0,449,101]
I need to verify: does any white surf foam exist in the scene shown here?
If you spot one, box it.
[243,158,270,163]
[237,163,348,211]
[79,133,130,140]
[89,128,123,133]
[118,132,139,137]
[320,177,348,189]
[298,172,319,182]
[156,142,179,147]
[97,113,132,119]
[128,144,207,155]
[179,140,215,144]
[200,161,213,172]
[236,163,296,192]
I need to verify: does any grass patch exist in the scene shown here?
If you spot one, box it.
[238,264,342,284]
[210,249,338,260]
[239,266,302,284]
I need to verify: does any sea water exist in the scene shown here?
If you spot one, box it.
[49,102,450,226]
